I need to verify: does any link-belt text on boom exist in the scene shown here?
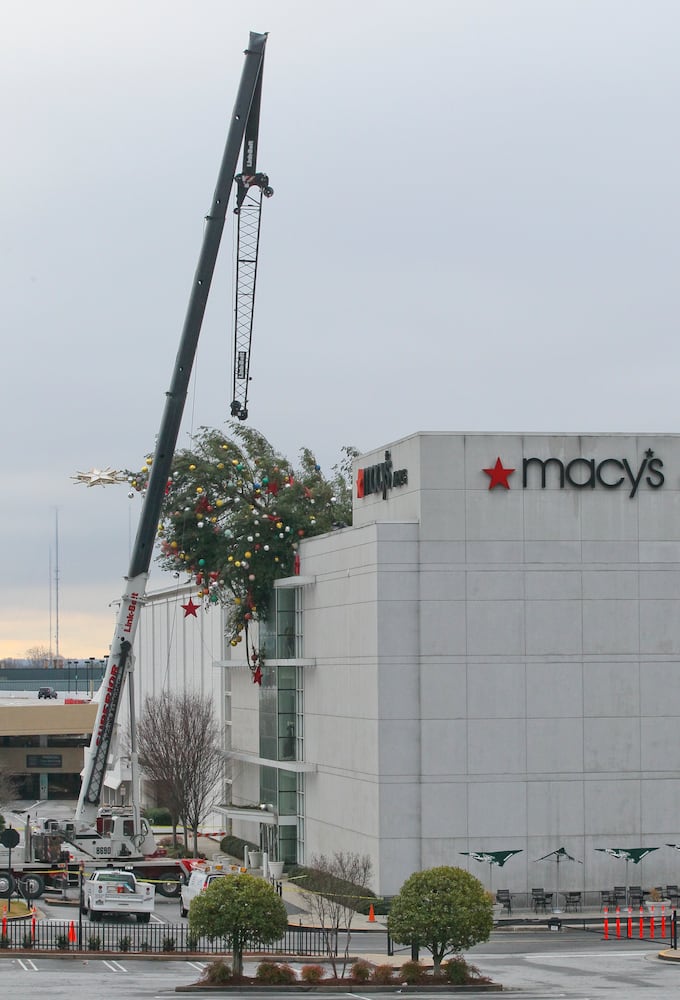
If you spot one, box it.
[123,593,139,633]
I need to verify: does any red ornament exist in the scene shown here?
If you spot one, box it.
[294,552,301,575]
[182,598,200,618]
[252,665,262,685]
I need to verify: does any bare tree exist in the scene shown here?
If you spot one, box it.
[25,645,51,668]
[176,695,224,857]
[300,852,373,977]
[0,763,18,815]
[137,691,224,856]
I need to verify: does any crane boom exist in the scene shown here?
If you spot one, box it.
[75,31,270,828]
[230,64,273,421]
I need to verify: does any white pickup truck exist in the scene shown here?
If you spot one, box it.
[81,868,155,923]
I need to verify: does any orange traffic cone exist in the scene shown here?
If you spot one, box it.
[368,903,376,923]
[68,920,76,944]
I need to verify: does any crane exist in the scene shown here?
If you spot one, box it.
[73,32,270,849]
[230,64,273,422]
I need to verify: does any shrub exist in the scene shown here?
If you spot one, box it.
[400,959,425,984]
[219,835,259,862]
[201,959,233,984]
[139,939,150,952]
[119,936,131,953]
[144,806,173,826]
[443,956,469,984]
[56,934,70,950]
[351,960,371,982]
[162,936,176,952]
[87,935,101,951]
[256,961,296,984]
[289,863,380,913]
[22,934,33,949]
[372,964,395,984]
[300,964,325,983]
[186,933,199,952]
[0,933,10,949]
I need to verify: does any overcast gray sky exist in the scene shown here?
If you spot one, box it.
[2,0,679,658]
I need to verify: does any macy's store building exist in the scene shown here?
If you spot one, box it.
[231,432,680,897]
[135,432,680,898]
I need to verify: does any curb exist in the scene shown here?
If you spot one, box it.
[175,985,503,994]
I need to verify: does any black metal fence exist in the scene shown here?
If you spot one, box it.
[0,919,331,956]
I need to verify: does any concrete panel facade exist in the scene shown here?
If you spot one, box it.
[295,433,680,895]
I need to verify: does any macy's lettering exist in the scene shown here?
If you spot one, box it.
[523,449,664,498]
[356,450,408,500]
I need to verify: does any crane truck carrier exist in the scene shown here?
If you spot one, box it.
[0,30,271,904]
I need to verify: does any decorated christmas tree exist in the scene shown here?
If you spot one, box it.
[128,424,356,667]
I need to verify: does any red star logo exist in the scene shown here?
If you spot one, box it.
[483,457,515,490]
[252,665,262,685]
[181,598,200,618]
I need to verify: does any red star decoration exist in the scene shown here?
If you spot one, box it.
[181,598,200,618]
[483,457,515,490]
[252,665,262,685]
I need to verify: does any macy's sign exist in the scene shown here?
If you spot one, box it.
[484,449,664,499]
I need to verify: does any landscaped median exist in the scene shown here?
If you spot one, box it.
[175,957,503,991]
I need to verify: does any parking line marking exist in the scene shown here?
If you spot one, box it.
[103,959,127,972]
[18,958,38,971]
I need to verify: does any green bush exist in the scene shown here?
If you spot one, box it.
[399,959,425,984]
[219,835,259,862]
[119,936,131,953]
[0,933,10,949]
[87,935,101,951]
[255,961,296,984]
[201,959,233,984]
[162,935,176,952]
[0,814,5,832]
[22,934,33,949]
[300,964,325,983]
[144,807,173,826]
[372,964,395,984]
[443,956,469,984]
[286,864,384,914]
[56,934,70,950]
[351,960,371,982]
